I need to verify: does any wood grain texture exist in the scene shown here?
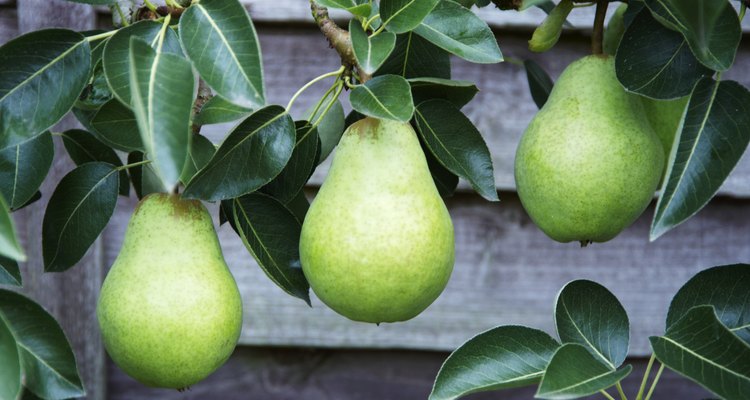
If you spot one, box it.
[0,8,16,43]
[107,349,710,399]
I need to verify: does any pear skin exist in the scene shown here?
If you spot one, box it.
[514,55,664,244]
[300,118,455,323]
[97,194,242,389]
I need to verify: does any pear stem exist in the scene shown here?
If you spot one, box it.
[592,0,609,55]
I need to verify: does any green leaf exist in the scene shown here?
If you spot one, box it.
[306,99,345,163]
[180,134,216,185]
[231,193,310,304]
[315,0,372,18]
[420,134,459,198]
[60,129,129,196]
[262,121,320,203]
[75,61,113,111]
[127,152,162,200]
[414,99,498,201]
[0,256,21,286]
[180,0,265,109]
[284,190,311,224]
[0,315,21,400]
[603,3,628,56]
[0,196,25,262]
[350,75,414,122]
[377,32,451,79]
[0,132,54,210]
[651,305,750,400]
[91,98,143,152]
[645,0,741,71]
[667,264,750,343]
[430,326,560,400]
[11,192,42,213]
[183,106,296,201]
[555,280,629,369]
[380,0,440,34]
[102,20,182,105]
[42,162,119,272]
[414,0,502,64]
[524,60,554,109]
[350,20,397,75]
[651,79,750,240]
[528,0,573,53]
[129,37,195,192]
[0,289,85,399]
[408,78,478,109]
[0,29,91,150]
[194,95,253,125]
[537,344,632,399]
[615,7,711,99]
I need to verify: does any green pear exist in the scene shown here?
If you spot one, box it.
[641,96,689,169]
[300,117,455,324]
[97,194,242,389]
[514,55,664,244]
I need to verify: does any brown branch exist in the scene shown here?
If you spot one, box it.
[591,0,609,55]
[310,0,370,83]
[191,79,213,134]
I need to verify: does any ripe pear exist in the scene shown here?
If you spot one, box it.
[514,55,664,244]
[97,194,242,389]
[300,117,455,324]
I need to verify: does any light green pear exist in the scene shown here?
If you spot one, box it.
[514,55,664,244]
[300,117,455,324]
[97,194,242,389]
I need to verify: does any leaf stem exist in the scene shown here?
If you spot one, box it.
[112,3,130,27]
[363,13,380,31]
[309,80,342,122]
[144,0,158,12]
[740,3,747,21]
[155,14,172,52]
[117,159,152,171]
[643,364,665,400]
[369,24,386,38]
[591,0,609,55]
[600,389,617,400]
[615,382,627,400]
[311,82,344,129]
[286,66,345,111]
[86,30,118,42]
[635,354,656,400]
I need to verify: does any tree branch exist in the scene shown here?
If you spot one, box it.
[310,0,370,83]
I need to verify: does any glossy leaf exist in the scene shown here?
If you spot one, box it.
[350,75,414,122]
[615,7,711,99]
[42,162,119,272]
[0,256,21,286]
[0,196,24,262]
[0,132,54,209]
[91,98,143,152]
[306,99,345,163]
[350,20,397,75]
[0,315,21,400]
[651,305,750,400]
[232,193,310,304]
[537,344,632,399]
[0,290,84,399]
[102,20,182,105]
[414,0,502,64]
[315,0,372,18]
[524,60,554,109]
[183,106,296,201]
[262,121,319,203]
[129,37,195,191]
[75,61,113,111]
[194,95,253,125]
[420,134,459,198]
[651,79,750,240]
[11,192,41,213]
[645,0,741,71]
[127,152,162,200]
[0,29,91,150]
[430,326,560,400]
[284,190,311,224]
[60,129,129,196]
[376,32,451,79]
[409,78,478,109]
[180,0,265,109]
[380,0,440,34]
[667,264,750,343]
[414,99,498,201]
[180,134,216,185]
[555,280,629,369]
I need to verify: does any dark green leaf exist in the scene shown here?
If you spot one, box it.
[555,280,629,368]
[42,162,119,272]
[315,0,372,18]
[180,134,216,185]
[667,264,750,343]
[615,7,711,99]
[344,110,367,131]
[350,75,414,122]
[0,132,54,209]
[11,191,42,213]
[537,344,632,399]
[91,98,143,152]
[102,20,182,105]
[183,106,296,201]
[0,256,21,286]
[0,315,21,399]
[523,60,554,109]
[418,132,458,197]
[306,98,345,163]
[127,152,161,200]
[350,20,397,75]
[651,79,750,240]
[72,107,100,134]
[380,0,440,34]
[430,326,560,400]
[414,99,498,201]
[409,78,478,109]
[231,193,310,304]
[414,0,502,64]
[284,190,310,223]
[376,32,451,79]
[0,29,91,150]
[61,129,129,196]
[75,61,113,111]
[0,196,25,262]
[645,0,741,71]
[194,95,253,125]
[651,305,750,400]
[262,122,319,203]
[129,37,195,191]
[180,0,265,109]
[0,289,85,399]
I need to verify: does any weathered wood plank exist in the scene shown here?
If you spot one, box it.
[107,349,710,399]
[0,8,16,43]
